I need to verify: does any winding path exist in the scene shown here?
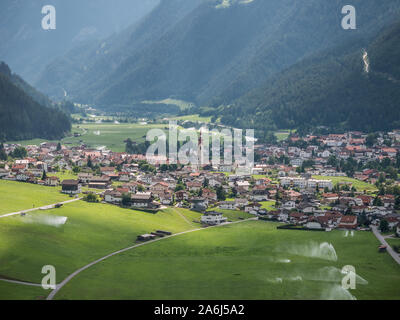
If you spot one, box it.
[46,218,256,300]
[371,226,400,265]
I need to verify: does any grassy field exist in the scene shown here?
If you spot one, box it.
[312,175,378,192]
[209,208,254,221]
[51,171,78,181]
[0,180,70,215]
[275,130,292,142]
[7,122,167,152]
[386,237,400,249]
[54,221,400,300]
[0,281,48,300]
[169,114,212,123]
[260,201,277,211]
[0,202,202,291]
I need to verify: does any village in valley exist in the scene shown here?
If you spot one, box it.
[1,128,400,240]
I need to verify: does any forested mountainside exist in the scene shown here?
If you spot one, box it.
[37,0,400,111]
[0,62,53,108]
[0,63,71,141]
[215,21,400,140]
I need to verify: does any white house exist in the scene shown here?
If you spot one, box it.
[219,201,236,210]
[201,212,228,225]
[282,201,296,209]
[104,190,123,204]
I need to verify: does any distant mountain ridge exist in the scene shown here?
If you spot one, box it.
[37,0,400,111]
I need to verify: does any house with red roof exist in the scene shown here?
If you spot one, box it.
[338,215,358,229]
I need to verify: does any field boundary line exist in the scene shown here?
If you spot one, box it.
[173,208,197,228]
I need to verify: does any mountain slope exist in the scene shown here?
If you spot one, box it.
[0,62,54,108]
[36,0,202,102]
[217,21,400,138]
[37,0,400,109]
[0,0,159,84]
[0,63,71,141]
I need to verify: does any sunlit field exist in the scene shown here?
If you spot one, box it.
[55,221,400,300]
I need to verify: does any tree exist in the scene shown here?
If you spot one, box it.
[84,193,98,203]
[379,219,389,233]
[56,142,62,151]
[366,133,377,147]
[10,146,27,158]
[41,170,47,180]
[373,196,383,207]
[359,210,370,227]
[216,186,226,201]
[87,156,93,169]
[122,193,131,206]
[0,143,7,161]
[395,196,400,210]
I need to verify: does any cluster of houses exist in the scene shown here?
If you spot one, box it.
[257,131,400,185]
[0,129,399,231]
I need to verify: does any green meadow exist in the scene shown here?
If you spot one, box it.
[169,114,212,123]
[55,221,400,300]
[260,201,277,211]
[312,175,378,192]
[0,281,47,300]
[0,180,70,215]
[275,130,292,142]
[63,123,167,152]
[0,202,202,291]
[7,122,167,152]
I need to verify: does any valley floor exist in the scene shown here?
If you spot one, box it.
[0,181,399,300]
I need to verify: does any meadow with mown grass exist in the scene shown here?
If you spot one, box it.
[0,180,70,215]
[0,181,399,300]
[55,220,400,300]
[312,175,378,192]
[0,201,202,288]
[7,122,167,152]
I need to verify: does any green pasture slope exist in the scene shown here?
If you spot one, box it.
[7,122,167,152]
[56,221,400,300]
[0,202,202,299]
[312,176,378,192]
[0,180,70,215]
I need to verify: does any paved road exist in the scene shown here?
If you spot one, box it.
[0,198,82,219]
[47,218,257,300]
[371,226,400,265]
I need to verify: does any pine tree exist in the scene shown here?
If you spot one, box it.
[0,143,7,161]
